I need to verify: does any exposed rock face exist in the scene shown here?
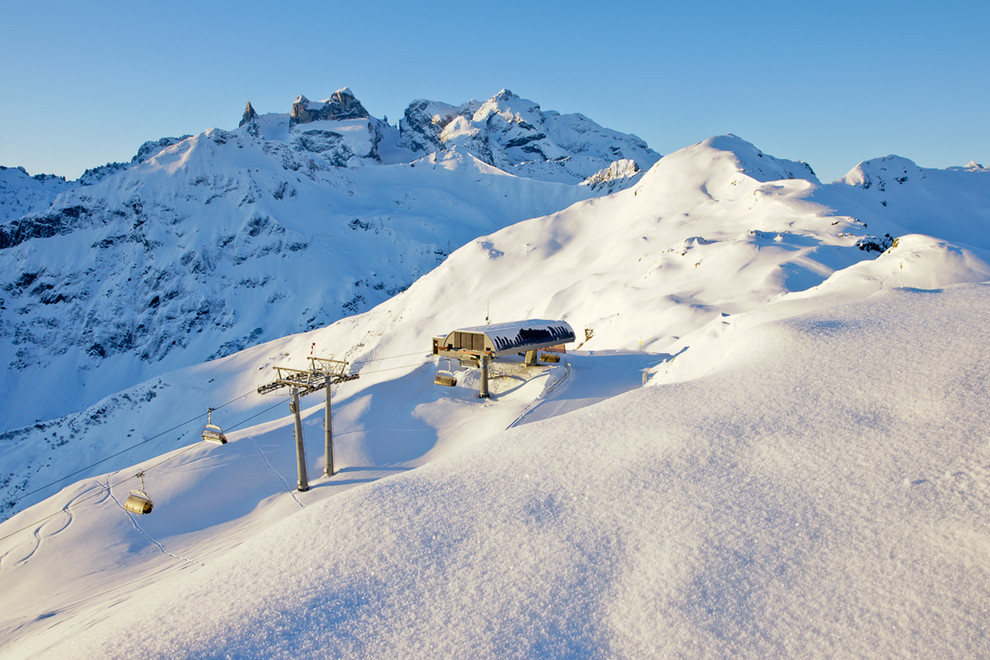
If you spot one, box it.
[0,203,91,250]
[240,101,258,127]
[398,89,660,184]
[581,159,642,192]
[290,88,369,125]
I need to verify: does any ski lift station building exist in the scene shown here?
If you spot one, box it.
[432,319,575,397]
[433,319,575,359]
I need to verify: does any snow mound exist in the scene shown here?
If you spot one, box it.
[21,283,989,658]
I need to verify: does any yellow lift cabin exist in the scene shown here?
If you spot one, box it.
[124,472,154,515]
[432,319,575,397]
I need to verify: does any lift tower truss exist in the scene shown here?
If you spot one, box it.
[257,357,359,487]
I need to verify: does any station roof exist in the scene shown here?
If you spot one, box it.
[438,319,575,356]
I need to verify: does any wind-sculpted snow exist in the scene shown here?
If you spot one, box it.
[6,284,988,658]
[2,123,990,656]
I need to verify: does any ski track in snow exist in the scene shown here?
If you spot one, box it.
[103,477,204,568]
[0,486,100,577]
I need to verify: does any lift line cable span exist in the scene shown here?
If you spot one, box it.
[0,395,294,545]
[7,386,266,508]
[1,348,449,543]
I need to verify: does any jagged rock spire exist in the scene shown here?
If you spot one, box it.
[240,101,258,127]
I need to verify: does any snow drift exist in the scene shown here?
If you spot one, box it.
[1,123,989,657]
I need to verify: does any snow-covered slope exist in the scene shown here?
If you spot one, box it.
[816,154,990,250]
[1,129,989,657]
[0,88,655,432]
[0,166,75,226]
[3,282,988,658]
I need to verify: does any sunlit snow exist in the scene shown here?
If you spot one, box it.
[1,125,989,657]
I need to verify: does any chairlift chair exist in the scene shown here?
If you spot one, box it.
[124,472,154,515]
[434,358,457,387]
[201,407,228,444]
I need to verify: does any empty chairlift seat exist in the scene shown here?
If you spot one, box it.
[124,490,154,515]
[201,408,228,445]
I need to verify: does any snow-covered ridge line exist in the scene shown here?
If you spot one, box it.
[0,87,665,434]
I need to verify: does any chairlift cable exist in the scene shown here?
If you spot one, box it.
[0,394,293,543]
[356,358,432,376]
[6,384,282,508]
[350,351,428,366]
[2,346,449,542]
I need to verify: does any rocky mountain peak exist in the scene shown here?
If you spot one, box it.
[398,89,659,185]
[290,88,369,126]
[240,101,258,127]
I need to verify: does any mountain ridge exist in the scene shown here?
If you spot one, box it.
[2,131,988,523]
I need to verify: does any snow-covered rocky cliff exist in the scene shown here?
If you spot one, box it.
[0,166,75,226]
[0,88,659,431]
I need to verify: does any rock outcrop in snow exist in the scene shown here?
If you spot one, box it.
[290,88,369,125]
[239,101,258,127]
[839,154,923,190]
[398,89,660,184]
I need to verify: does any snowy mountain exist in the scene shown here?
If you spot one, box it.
[0,88,658,432]
[0,166,75,226]
[2,132,987,516]
[398,88,658,184]
[1,117,989,656]
[6,283,987,658]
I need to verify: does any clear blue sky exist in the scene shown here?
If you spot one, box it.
[2,0,987,182]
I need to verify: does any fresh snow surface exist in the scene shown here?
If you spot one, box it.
[2,284,988,658]
[1,131,990,657]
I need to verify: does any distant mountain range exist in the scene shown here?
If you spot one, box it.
[0,88,660,431]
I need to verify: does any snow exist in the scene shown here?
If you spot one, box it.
[1,121,990,657]
[3,284,988,657]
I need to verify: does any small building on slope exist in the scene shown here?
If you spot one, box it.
[432,319,575,397]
